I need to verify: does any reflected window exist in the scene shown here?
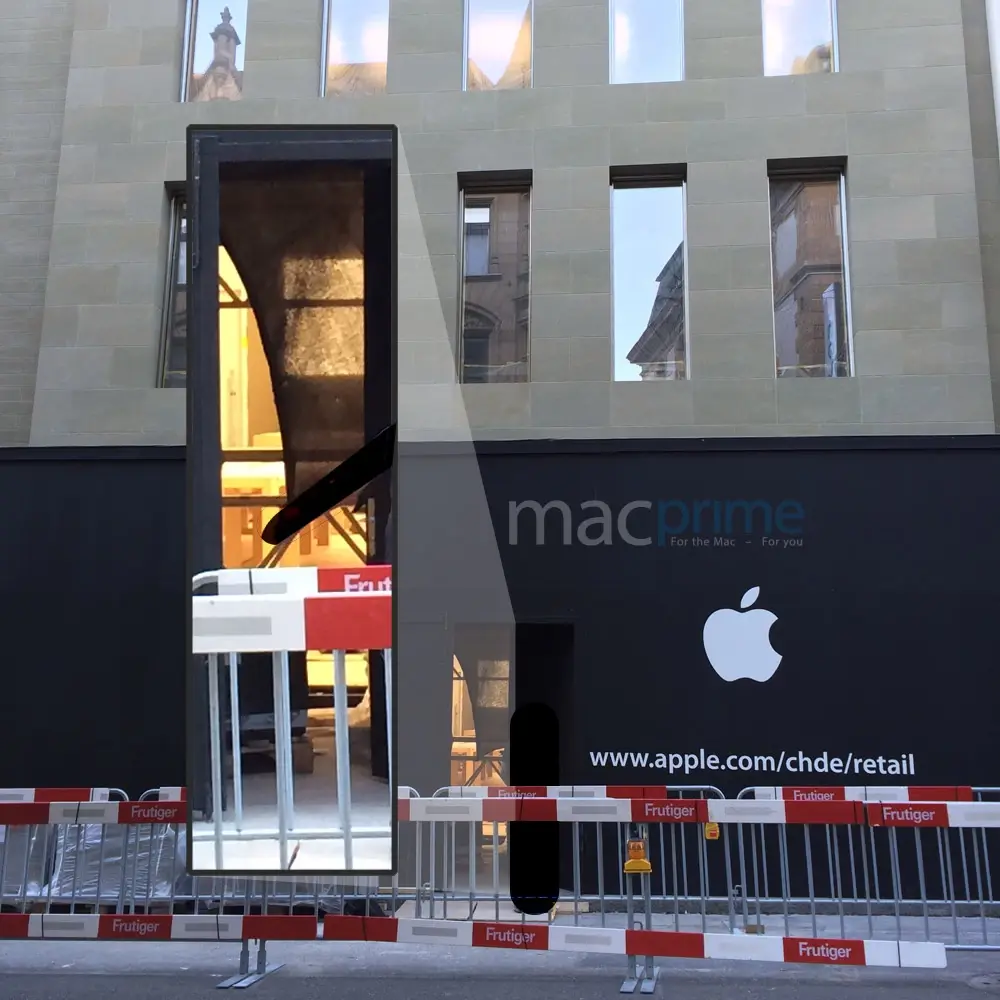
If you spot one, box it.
[769,172,852,377]
[763,0,835,76]
[460,188,531,383]
[612,182,687,381]
[160,198,187,388]
[465,0,532,91]
[464,205,491,277]
[325,0,388,96]
[611,0,683,84]
[183,2,247,102]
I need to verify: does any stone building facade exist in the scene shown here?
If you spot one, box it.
[2,0,1000,446]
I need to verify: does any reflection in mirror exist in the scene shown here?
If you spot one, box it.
[612,184,687,381]
[762,0,835,77]
[160,199,188,388]
[325,0,389,96]
[465,0,532,90]
[460,189,531,383]
[611,0,683,85]
[184,2,247,102]
[769,173,851,377]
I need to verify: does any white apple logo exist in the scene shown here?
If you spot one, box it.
[703,587,782,683]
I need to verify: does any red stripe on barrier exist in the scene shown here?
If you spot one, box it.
[32,788,97,803]
[783,937,866,965]
[322,915,399,943]
[243,915,318,941]
[626,929,705,960]
[630,800,708,824]
[317,566,391,593]
[472,922,549,950]
[0,914,30,940]
[483,798,559,822]
[909,786,974,802]
[119,802,186,825]
[784,801,865,826]
[397,798,411,821]
[607,786,669,800]
[99,915,172,940]
[868,803,949,828]
[0,803,52,825]
[304,594,391,651]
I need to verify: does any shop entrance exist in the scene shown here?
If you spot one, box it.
[186,127,395,822]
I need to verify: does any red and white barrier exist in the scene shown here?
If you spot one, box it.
[214,565,391,597]
[399,796,1000,829]
[0,800,186,827]
[4,795,999,831]
[192,590,391,655]
[750,786,974,804]
[0,788,112,804]
[443,785,712,799]
[0,913,946,968]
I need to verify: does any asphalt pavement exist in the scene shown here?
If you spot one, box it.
[3,941,1000,999]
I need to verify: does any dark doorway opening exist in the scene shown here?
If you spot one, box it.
[513,623,575,895]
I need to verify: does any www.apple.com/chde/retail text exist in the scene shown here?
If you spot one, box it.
[589,750,917,777]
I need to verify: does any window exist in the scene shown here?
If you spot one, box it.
[611,0,683,84]
[612,181,688,381]
[460,188,531,383]
[465,0,532,91]
[182,2,247,102]
[464,205,491,277]
[762,0,836,76]
[324,0,388,96]
[159,198,187,388]
[768,171,852,377]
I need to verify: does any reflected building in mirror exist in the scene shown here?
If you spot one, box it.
[189,7,244,102]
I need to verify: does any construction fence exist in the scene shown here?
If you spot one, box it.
[2,783,999,988]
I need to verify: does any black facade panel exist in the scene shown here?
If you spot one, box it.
[0,448,186,798]
[464,439,1000,794]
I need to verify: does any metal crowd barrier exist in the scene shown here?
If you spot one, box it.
[192,565,392,871]
[6,786,992,990]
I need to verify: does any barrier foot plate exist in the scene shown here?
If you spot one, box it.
[217,963,284,989]
[640,966,660,995]
[620,968,645,994]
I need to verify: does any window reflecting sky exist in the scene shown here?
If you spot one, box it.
[762,0,833,76]
[611,0,682,84]
[328,0,389,66]
[191,0,248,73]
[612,187,685,381]
[467,0,531,85]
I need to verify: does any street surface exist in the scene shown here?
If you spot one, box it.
[2,940,1000,999]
